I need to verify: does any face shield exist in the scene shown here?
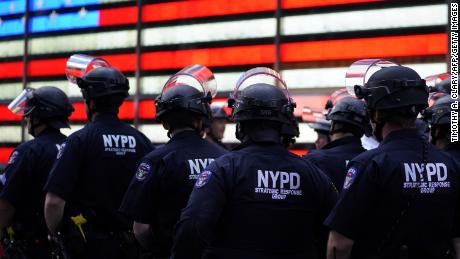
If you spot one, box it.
[345,59,399,97]
[425,73,450,93]
[161,64,217,99]
[8,88,34,116]
[232,67,291,102]
[65,54,111,85]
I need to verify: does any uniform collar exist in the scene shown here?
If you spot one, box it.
[35,127,60,138]
[380,128,420,145]
[93,113,119,122]
[169,129,201,141]
[321,136,361,150]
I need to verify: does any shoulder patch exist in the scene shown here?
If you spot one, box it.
[136,162,152,181]
[8,151,19,165]
[195,170,212,188]
[135,162,151,181]
[343,167,358,190]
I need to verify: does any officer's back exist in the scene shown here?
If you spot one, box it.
[120,65,226,258]
[204,140,336,258]
[50,113,153,228]
[325,64,460,259]
[172,68,337,259]
[44,66,153,259]
[304,97,368,191]
[0,86,74,257]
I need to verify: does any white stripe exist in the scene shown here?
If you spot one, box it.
[0,40,24,58]
[0,126,22,143]
[28,30,137,55]
[282,63,447,89]
[282,4,447,35]
[27,77,137,98]
[142,18,276,46]
[0,83,23,99]
[138,122,317,144]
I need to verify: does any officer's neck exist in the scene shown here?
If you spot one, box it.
[170,127,196,138]
[330,132,354,142]
[436,138,449,149]
[31,124,48,137]
[382,123,415,139]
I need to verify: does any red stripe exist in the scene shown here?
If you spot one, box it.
[289,149,309,156]
[99,6,138,26]
[69,100,156,121]
[28,58,67,77]
[0,147,15,164]
[0,105,22,121]
[282,0,382,9]
[281,34,447,62]
[142,0,277,22]
[0,61,23,79]
[141,44,276,70]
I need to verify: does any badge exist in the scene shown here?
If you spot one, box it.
[195,170,212,188]
[343,167,357,189]
[8,151,19,165]
[135,162,151,181]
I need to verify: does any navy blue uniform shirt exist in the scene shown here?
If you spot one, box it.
[325,129,460,259]
[0,128,66,237]
[119,130,226,256]
[304,136,365,191]
[172,140,338,259]
[45,113,153,230]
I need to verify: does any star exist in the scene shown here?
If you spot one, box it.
[35,0,44,10]
[79,7,87,18]
[9,2,15,13]
[50,10,58,21]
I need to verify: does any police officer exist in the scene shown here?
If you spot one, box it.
[119,65,226,258]
[205,103,229,149]
[325,64,460,259]
[172,67,338,259]
[0,86,73,258]
[426,95,460,159]
[308,116,331,149]
[44,66,153,258]
[304,96,368,191]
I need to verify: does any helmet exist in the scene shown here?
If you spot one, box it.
[8,86,74,128]
[324,88,351,111]
[230,68,296,122]
[155,64,216,121]
[326,97,369,130]
[210,103,228,119]
[229,67,298,138]
[354,66,428,110]
[308,117,331,134]
[77,67,129,100]
[426,95,454,126]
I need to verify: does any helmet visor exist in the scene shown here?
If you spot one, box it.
[233,67,290,101]
[345,59,399,96]
[162,64,217,98]
[424,73,450,90]
[8,88,34,116]
[66,54,111,84]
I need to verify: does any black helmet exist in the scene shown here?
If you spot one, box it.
[210,103,228,119]
[8,86,74,128]
[308,117,331,134]
[229,67,299,138]
[354,66,428,111]
[426,95,454,126]
[324,88,351,111]
[77,67,129,100]
[155,64,216,121]
[326,97,369,130]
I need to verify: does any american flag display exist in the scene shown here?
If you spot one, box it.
[0,0,448,163]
